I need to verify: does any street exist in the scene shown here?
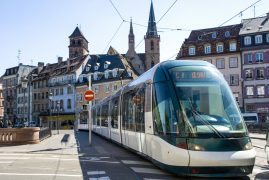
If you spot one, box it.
[0,131,268,180]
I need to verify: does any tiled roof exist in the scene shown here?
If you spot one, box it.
[185,24,242,43]
[240,15,269,34]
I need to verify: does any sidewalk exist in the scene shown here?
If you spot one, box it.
[249,132,267,140]
[0,130,79,155]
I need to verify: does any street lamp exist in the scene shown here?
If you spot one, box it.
[21,77,28,127]
[48,91,53,129]
[56,100,60,135]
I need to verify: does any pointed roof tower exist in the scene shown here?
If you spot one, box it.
[69,26,88,42]
[129,18,134,37]
[146,0,158,37]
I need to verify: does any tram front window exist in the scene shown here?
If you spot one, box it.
[169,66,248,138]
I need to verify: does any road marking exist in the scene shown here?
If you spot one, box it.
[87,171,106,175]
[89,177,110,180]
[0,172,82,177]
[0,157,29,160]
[131,167,169,175]
[0,161,13,163]
[121,160,151,165]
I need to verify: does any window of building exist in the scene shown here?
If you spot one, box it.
[112,69,118,78]
[230,74,239,86]
[151,40,154,50]
[60,88,63,95]
[212,32,217,38]
[216,44,223,53]
[246,53,252,63]
[267,34,269,43]
[128,71,132,77]
[104,70,109,79]
[245,69,253,80]
[42,92,44,99]
[188,46,195,55]
[229,57,238,68]
[256,68,265,79]
[255,35,263,44]
[93,72,98,80]
[94,86,99,94]
[105,84,110,93]
[55,89,59,95]
[204,44,211,54]
[225,31,230,37]
[246,86,254,96]
[60,100,64,109]
[67,86,73,94]
[229,41,236,51]
[216,59,225,69]
[244,36,251,45]
[67,99,71,109]
[255,52,263,62]
[257,85,265,96]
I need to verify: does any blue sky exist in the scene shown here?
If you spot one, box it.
[1,0,269,76]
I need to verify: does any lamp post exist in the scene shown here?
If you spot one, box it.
[21,77,28,127]
[56,100,60,134]
[48,91,53,130]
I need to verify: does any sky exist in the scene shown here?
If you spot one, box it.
[1,0,269,76]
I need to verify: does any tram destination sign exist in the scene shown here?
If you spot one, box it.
[174,71,207,80]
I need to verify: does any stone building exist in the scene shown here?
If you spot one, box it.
[124,0,160,75]
[2,64,35,126]
[240,13,269,122]
[177,24,243,108]
[0,77,4,125]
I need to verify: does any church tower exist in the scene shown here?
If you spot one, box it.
[126,18,135,59]
[69,26,89,58]
[144,0,160,70]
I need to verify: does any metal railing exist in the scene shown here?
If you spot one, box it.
[39,127,51,141]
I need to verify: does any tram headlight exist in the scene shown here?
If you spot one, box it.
[244,142,253,150]
[188,143,205,151]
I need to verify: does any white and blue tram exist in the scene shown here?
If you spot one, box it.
[86,60,256,177]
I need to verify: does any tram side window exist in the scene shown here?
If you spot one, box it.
[124,92,136,131]
[96,107,101,126]
[153,82,179,135]
[134,88,145,133]
[101,104,109,127]
[110,98,119,128]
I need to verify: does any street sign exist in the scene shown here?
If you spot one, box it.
[84,90,95,102]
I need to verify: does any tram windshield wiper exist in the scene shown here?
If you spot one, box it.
[188,99,226,138]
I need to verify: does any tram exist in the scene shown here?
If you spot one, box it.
[86,60,256,177]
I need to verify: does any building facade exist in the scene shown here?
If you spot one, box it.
[240,13,269,122]
[0,77,4,126]
[2,64,35,126]
[177,24,243,108]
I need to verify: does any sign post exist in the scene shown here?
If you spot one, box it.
[84,89,95,145]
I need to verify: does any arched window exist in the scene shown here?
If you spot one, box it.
[78,40,81,45]
[150,40,154,50]
[72,40,75,45]
[74,51,78,57]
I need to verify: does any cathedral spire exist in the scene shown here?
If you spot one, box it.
[146,0,158,37]
[129,18,134,36]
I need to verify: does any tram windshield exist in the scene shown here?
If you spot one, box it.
[153,65,247,138]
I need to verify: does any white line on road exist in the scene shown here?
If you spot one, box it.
[121,160,151,165]
[0,161,13,163]
[131,167,169,175]
[0,172,82,177]
[89,177,110,180]
[87,171,106,175]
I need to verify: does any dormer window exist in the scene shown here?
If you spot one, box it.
[212,32,217,38]
[94,63,100,71]
[244,36,251,45]
[225,31,230,37]
[229,41,236,51]
[93,72,98,80]
[112,69,118,78]
[104,70,109,79]
[255,35,262,44]
[86,65,91,72]
[127,71,132,77]
[104,61,111,69]
[216,43,223,53]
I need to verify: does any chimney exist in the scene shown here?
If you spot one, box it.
[58,57,63,64]
[37,62,44,73]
